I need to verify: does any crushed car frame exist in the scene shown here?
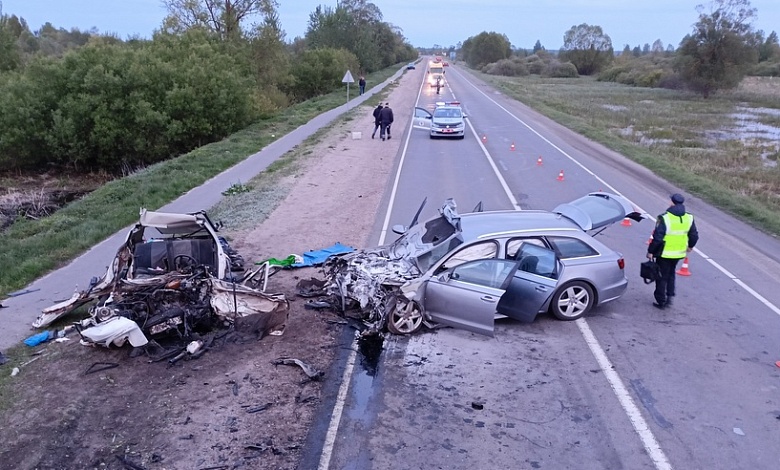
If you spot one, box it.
[33,209,289,350]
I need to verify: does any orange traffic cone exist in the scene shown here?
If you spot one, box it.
[676,257,691,276]
[557,170,565,181]
[621,218,632,227]
[510,142,516,151]
[537,156,543,165]
[482,135,487,143]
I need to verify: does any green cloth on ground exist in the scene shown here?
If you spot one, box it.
[258,255,298,267]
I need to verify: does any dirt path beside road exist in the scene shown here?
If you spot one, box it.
[0,69,422,469]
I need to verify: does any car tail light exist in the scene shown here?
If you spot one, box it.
[617,258,625,270]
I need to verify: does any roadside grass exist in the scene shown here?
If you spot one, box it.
[477,73,780,235]
[0,65,402,298]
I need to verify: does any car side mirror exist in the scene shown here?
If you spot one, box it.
[462,114,468,118]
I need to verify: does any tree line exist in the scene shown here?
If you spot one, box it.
[0,0,416,173]
[457,0,778,97]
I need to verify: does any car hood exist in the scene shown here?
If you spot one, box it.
[553,192,645,230]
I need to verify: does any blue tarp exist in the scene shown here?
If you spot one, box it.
[292,242,355,267]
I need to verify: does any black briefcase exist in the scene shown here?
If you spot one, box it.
[640,260,661,284]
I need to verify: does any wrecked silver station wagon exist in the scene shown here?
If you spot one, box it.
[314,193,644,337]
[33,209,288,350]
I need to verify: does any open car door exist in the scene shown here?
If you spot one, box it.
[496,244,559,323]
[423,259,519,337]
[413,107,432,131]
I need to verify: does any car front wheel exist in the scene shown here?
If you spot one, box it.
[386,298,424,335]
[550,281,594,320]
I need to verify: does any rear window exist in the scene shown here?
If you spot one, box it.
[547,236,598,259]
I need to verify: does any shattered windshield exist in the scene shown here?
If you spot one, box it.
[388,216,463,272]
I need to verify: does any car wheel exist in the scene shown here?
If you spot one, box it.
[386,298,424,335]
[550,281,594,321]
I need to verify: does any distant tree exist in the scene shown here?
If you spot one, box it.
[305,1,412,73]
[757,30,779,62]
[287,47,360,101]
[632,45,641,57]
[161,0,264,41]
[651,39,665,54]
[674,0,759,97]
[533,39,544,53]
[666,44,675,53]
[0,5,21,71]
[642,43,651,55]
[461,31,511,68]
[560,23,614,75]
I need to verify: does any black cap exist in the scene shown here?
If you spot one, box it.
[671,193,685,204]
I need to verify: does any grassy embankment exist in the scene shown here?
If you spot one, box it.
[477,73,780,236]
[0,65,401,299]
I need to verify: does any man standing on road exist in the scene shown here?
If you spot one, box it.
[647,193,699,309]
[358,76,366,95]
[379,102,394,141]
[371,102,383,139]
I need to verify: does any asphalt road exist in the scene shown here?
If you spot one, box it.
[321,64,780,469]
[0,69,406,352]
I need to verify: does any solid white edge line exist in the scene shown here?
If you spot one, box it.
[317,347,358,470]
[577,319,673,470]
[318,70,429,470]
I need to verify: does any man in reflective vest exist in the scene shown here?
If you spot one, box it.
[647,193,699,309]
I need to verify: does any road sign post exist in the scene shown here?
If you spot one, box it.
[342,70,355,102]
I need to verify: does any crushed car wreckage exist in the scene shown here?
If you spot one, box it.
[302,194,644,337]
[33,209,289,352]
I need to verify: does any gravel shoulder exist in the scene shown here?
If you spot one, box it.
[0,70,421,469]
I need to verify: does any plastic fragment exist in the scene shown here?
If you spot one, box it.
[733,427,745,436]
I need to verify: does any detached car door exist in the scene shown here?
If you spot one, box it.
[413,107,433,131]
[424,259,518,337]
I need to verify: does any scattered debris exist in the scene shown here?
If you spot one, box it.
[0,352,7,365]
[271,358,324,380]
[471,401,485,410]
[10,367,19,376]
[84,362,120,375]
[23,330,54,347]
[733,427,745,436]
[32,209,289,359]
[246,403,273,414]
[6,288,41,297]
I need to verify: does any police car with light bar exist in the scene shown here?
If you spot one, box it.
[416,101,467,139]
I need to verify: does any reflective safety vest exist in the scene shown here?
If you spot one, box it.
[661,212,693,259]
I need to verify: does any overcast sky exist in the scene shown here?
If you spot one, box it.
[2,0,778,50]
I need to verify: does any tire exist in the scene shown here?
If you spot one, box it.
[386,298,424,335]
[550,281,594,321]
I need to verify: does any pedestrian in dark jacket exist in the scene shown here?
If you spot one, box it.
[358,76,366,95]
[371,103,383,139]
[647,193,699,309]
[379,103,394,141]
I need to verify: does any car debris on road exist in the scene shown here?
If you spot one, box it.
[32,209,290,357]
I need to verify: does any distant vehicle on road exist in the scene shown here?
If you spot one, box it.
[406,63,416,70]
